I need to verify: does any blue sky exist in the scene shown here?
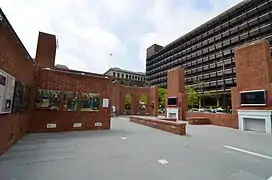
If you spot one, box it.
[0,0,241,73]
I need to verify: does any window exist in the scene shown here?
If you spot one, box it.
[126,74,128,79]
[117,73,120,78]
[113,72,116,77]
[121,74,124,78]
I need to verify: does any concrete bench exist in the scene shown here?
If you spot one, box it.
[186,117,210,125]
[130,117,186,135]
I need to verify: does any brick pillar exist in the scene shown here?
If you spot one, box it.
[166,67,187,120]
[149,86,158,117]
[35,32,57,68]
[234,40,271,90]
[231,39,272,113]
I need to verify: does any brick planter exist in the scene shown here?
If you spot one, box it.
[130,117,186,135]
[186,117,210,125]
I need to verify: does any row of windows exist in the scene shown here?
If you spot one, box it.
[146,0,272,62]
[149,65,236,85]
[112,71,146,82]
[147,58,235,82]
[147,27,272,77]
[151,77,236,90]
[147,16,272,71]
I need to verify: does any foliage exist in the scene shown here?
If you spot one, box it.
[140,94,147,104]
[194,80,210,98]
[158,88,167,106]
[125,93,132,104]
[186,86,200,108]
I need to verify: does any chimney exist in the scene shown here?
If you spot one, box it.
[35,32,57,68]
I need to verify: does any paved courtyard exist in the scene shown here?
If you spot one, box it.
[0,116,272,180]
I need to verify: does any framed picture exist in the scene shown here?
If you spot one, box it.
[36,89,61,110]
[63,91,79,111]
[80,93,101,111]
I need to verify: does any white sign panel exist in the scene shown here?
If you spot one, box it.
[102,98,109,107]
[47,124,57,129]
[94,122,102,127]
[0,69,15,114]
[73,123,82,128]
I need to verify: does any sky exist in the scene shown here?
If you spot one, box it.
[0,0,242,74]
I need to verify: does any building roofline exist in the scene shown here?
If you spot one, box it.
[0,8,34,64]
[41,67,111,79]
[104,67,145,76]
[147,0,249,58]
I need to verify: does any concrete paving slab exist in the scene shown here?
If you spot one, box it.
[0,116,272,180]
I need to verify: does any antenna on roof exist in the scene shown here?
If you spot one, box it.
[56,38,59,49]
[108,52,113,69]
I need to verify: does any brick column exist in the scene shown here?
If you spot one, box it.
[166,67,188,120]
[149,86,158,117]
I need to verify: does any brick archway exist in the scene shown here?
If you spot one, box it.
[110,83,158,116]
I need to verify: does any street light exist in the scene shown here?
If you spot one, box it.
[221,58,227,111]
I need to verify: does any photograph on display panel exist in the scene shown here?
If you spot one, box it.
[36,89,61,110]
[63,91,79,111]
[0,69,15,114]
[80,92,101,111]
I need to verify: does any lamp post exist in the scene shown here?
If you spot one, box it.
[222,59,227,111]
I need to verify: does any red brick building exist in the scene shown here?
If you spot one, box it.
[0,8,113,154]
[0,8,159,155]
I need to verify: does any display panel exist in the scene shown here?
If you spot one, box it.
[63,91,79,111]
[80,93,101,111]
[167,97,177,106]
[0,69,15,114]
[36,89,61,110]
[240,90,267,106]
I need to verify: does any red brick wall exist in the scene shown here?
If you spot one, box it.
[186,112,238,129]
[167,67,185,97]
[110,83,158,116]
[0,17,35,154]
[232,40,272,113]
[28,68,111,132]
[149,86,158,117]
[35,32,56,68]
[166,67,188,120]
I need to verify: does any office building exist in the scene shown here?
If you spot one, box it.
[146,0,272,106]
[104,67,146,87]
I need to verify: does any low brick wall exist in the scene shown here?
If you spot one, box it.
[186,117,210,125]
[28,111,111,133]
[158,118,177,122]
[130,117,186,135]
[186,112,238,129]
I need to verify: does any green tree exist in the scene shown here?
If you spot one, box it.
[158,88,167,107]
[125,93,132,104]
[140,94,147,104]
[186,86,199,108]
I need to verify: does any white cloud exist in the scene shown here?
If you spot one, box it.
[0,0,242,74]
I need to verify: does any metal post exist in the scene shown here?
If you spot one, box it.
[222,59,227,111]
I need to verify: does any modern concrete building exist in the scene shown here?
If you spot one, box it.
[146,0,272,107]
[104,67,146,87]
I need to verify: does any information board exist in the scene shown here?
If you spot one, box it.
[0,69,15,114]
